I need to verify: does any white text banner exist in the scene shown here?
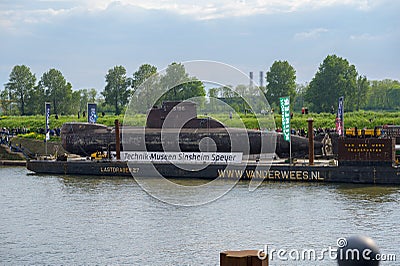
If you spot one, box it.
[120,151,243,164]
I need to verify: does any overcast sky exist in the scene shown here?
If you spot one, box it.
[1,0,399,91]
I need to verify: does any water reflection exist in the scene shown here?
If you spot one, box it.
[60,175,134,187]
[55,175,400,205]
[333,183,400,203]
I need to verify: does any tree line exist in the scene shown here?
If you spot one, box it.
[264,55,400,113]
[1,55,399,116]
[1,66,97,116]
[0,62,204,116]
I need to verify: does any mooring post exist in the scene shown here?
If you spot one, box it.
[220,250,268,266]
[307,118,314,166]
[115,119,121,160]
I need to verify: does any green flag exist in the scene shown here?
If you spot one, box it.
[280,96,290,142]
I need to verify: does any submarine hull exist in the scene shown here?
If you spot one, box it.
[61,122,323,158]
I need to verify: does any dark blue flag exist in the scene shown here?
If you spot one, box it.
[336,96,344,136]
[88,103,97,123]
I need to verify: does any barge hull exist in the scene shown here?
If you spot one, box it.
[26,160,400,185]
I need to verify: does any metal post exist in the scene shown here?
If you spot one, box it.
[115,119,121,160]
[289,137,292,165]
[307,118,314,166]
[220,250,268,266]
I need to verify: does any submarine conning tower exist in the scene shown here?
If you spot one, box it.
[146,101,224,129]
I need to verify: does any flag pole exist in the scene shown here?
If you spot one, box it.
[45,103,47,155]
[289,132,292,166]
[289,99,292,166]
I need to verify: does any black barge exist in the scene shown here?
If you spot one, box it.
[26,157,400,184]
[27,137,400,185]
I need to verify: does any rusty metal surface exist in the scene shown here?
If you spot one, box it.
[338,138,395,162]
[146,101,197,128]
[307,118,314,165]
[60,99,322,158]
[146,101,224,129]
[115,119,121,160]
[220,250,268,266]
[60,121,320,158]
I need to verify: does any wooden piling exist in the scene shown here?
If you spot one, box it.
[220,250,268,266]
[307,118,314,166]
[115,119,120,160]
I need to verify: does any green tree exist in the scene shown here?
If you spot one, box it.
[206,87,220,112]
[265,60,296,111]
[220,85,235,98]
[305,55,358,113]
[293,83,308,112]
[354,75,369,111]
[132,64,157,92]
[209,85,251,113]
[159,62,189,101]
[5,65,36,115]
[26,85,45,115]
[208,87,220,98]
[102,65,130,115]
[158,63,206,103]
[235,84,250,98]
[0,88,13,115]
[365,79,400,110]
[130,64,159,113]
[71,90,81,115]
[39,68,73,115]
[77,88,97,113]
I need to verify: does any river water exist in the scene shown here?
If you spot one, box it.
[0,166,399,265]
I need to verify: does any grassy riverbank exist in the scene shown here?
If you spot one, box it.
[0,114,126,130]
[0,137,68,160]
[0,145,24,160]
[1,110,399,133]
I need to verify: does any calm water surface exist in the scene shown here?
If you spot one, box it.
[0,167,399,265]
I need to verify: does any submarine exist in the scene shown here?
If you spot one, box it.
[60,101,323,158]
